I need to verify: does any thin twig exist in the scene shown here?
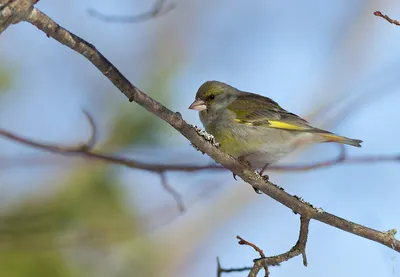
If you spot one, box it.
[88,0,175,23]
[374,11,400,26]
[0,109,185,211]
[216,257,253,277]
[237,236,266,258]
[159,172,185,212]
[0,111,96,153]
[237,236,269,276]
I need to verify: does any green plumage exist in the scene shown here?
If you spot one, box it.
[228,92,313,127]
[189,81,362,169]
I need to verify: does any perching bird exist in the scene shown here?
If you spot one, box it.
[189,81,362,183]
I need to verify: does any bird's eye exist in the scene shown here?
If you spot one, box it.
[209,94,215,100]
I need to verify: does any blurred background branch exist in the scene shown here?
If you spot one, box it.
[0,0,400,263]
[88,0,175,23]
[216,257,252,277]
[0,0,399,277]
[0,121,398,174]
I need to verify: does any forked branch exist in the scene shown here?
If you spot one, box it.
[0,2,398,275]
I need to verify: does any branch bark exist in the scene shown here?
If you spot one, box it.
[374,11,400,26]
[0,0,34,34]
[0,0,399,268]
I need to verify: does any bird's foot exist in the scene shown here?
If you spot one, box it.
[252,173,268,194]
[259,174,269,182]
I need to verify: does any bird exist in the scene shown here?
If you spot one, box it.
[189,81,362,190]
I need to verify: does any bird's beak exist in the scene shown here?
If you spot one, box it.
[188,99,207,111]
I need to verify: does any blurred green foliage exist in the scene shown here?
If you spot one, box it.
[108,65,177,148]
[0,46,183,277]
[0,66,13,93]
[0,166,148,277]
[0,7,188,275]
[0,252,79,277]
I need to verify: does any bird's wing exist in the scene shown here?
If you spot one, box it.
[227,92,330,133]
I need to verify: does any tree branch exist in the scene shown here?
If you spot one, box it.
[237,235,269,276]
[0,0,34,34]
[216,257,252,277]
[88,0,175,23]
[218,216,310,277]
[159,172,185,212]
[374,11,400,26]
[0,110,187,211]
[0,110,97,153]
[0,1,398,271]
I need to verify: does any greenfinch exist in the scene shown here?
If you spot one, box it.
[189,81,362,175]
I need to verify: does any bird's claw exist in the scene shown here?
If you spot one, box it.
[260,174,269,182]
[232,172,238,180]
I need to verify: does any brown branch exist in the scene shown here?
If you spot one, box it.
[0,110,97,153]
[0,0,35,34]
[0,109,186,212]
[0,1,398,272]
[248,216,310,277]
[88,0,175,23]
[220,216,310,277]
[216,257,252,277]
[159,172,185,212]
[374,11,400,26]
[237,235,266,258]
[237,236,268,276]
[0,123,225,173]
[0,123,398,175]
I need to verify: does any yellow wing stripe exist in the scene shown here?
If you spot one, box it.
[267,120,310,131]
[234,119,310,129]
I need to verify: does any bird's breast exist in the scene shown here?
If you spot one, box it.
[204,116,310,168]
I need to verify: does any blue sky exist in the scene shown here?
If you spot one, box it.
[1,0,400,276]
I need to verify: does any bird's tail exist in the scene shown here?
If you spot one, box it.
[320,133,362,147]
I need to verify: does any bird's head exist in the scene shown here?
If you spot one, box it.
[189,81,238,112]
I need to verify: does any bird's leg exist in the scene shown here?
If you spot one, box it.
[233,155,253,182]
[233,155,268,194]
[259,163,270,181]
[236,154,264,194]
[232,155,247,181]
